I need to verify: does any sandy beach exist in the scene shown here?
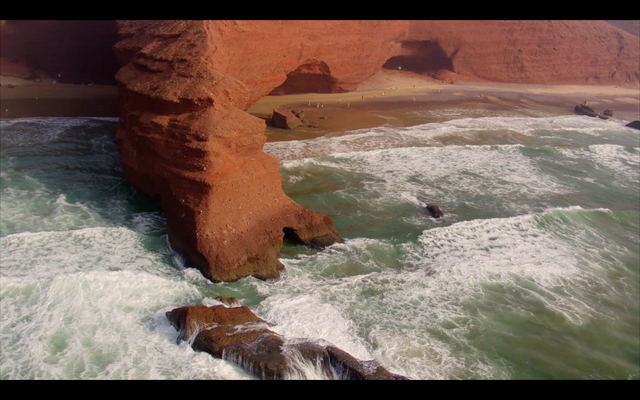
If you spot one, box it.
[248,70,640,141]
[2,70,638,134]
[0,76,119,119]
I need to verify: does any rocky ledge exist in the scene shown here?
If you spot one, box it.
[166,304,408,380]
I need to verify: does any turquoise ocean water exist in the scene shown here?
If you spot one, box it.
[1,103,638,379]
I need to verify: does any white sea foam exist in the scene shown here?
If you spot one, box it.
[265,115,630,162]
[265,125,443,161]
[586,144,640,177]
[282,144,568,217]
[254,294,372,362]
[268,207,631,379]
[130,212,167,235]
[0,226,174,279]
[0,222,253,379]
[0,269,254,379]
[556,144,640,189]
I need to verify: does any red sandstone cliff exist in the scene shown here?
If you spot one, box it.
[113,21,410,281]
[2,20,637,87]
[111,20,639,282]
[397,20,639,85]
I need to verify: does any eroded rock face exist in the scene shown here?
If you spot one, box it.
[165,305,408,380]
[401,20,639,85]
[112,20,639,283]
[112,20,412,282]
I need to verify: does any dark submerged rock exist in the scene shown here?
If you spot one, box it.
[426,204,443,218]
[626,120,640,130]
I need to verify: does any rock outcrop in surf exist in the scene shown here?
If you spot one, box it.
[165,304,408,380]
[626,120,640,130]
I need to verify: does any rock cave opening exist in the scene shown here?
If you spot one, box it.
[382,40,454,76]
[282,227,304,245]
[268,59,348,95]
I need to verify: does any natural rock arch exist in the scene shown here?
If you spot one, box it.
[269,59,348,95]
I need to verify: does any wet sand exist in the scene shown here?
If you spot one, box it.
[0,76,119,119]
[248,70,640,142]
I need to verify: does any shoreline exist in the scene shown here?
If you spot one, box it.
[248,70,640,140]
[2,71,639,134]
[1,76,119,119]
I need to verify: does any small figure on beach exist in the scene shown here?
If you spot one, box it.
[382,92,386,96]
[308,101,311,106]
[338,99,340,103]
[347,103,350,108]
[316,103,320,108]
[412,97,416,102]
[361,95,364,100]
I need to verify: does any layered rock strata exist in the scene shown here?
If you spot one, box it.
[400,20,639,85]
[112,21,410,282]
[166,305,408,380]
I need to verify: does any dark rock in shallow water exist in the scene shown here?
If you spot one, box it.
[574,103,598,117]
[166,305,408,380]
[626,120,640,130]
[426,204,443,218]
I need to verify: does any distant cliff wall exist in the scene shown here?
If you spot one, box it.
[393,20,639,85]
